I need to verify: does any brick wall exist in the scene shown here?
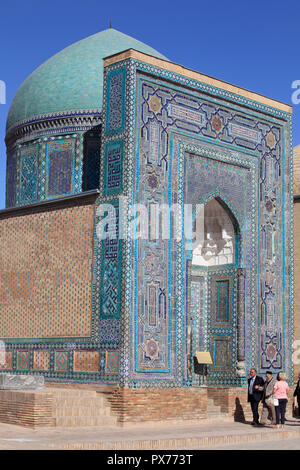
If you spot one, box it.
[294,145,300,194]
[105,387,299,424]
[104,387,208,423]
[207,387,252,421]
[0,385,297,428]
[0,390,55,427]
[0,199,95,339]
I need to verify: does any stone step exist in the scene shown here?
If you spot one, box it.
[206,399,222,410]
[47,388,118,427]
[48,389,98,398]
[206,413,228,419]
[52,426,300,450]
[55,406,111,417]
[55,415,117,427]
[207,405,222,413]
[207,398,220,405]
[54,396,107,407]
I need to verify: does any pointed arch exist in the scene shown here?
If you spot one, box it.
[198,189,243,231]
[191,196,241,268]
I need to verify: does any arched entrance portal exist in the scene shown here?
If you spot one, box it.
[186,197,245,385]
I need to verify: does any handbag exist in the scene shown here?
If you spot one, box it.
[273,397,279,406]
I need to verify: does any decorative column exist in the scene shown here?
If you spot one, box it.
[236,268,246,377]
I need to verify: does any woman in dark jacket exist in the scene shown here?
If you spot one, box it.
[294,372,300,416]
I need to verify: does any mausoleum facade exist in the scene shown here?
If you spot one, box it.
[1,29,294,394]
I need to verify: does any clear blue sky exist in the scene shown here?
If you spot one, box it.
[0,0,299,209]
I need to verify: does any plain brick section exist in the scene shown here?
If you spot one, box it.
[104,387,208,423]
[105,387,298,424]
[0,385,297,428]
[0,201,95,339]
[0,390,55,427]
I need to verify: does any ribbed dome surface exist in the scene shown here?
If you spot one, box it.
[6,28,168,131]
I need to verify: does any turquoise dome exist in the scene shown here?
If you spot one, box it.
[6,29,168,131]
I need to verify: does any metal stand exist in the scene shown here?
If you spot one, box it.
[194,358,208,387]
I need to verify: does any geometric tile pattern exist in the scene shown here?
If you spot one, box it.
[183,150,253,387]
[6,133,83,208]
[212,336,231,370]
[20,154,38,203]
[0,203,94,339]
[99,319,120,343]
[186,156,248,226]
[1,50,293,388]
[100,201,122,320]
[33,351,50,371]
[104,140,123,195]
[74,351,100,372]
[101,248,122,319]
[17,351,30,370]
[55,351,68,372]
[103,55,293,388]
[187,274,206,385]
[105,350,119,374]
[106,68,125,135]
[19,143,39,205]
[46,140,74,197]
[207,271,236,378]
[6,150,17,208]
[214,279,231,324]
[130,93,254,385]
[90,67,124,377]
[0,351,13,370]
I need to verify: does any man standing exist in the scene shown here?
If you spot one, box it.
[260,371,276,425]
[248,368,264,425]
[293,372,300,417]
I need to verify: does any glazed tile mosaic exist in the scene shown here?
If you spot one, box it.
[100,53,292,388]
[1,30,294,388]
[55,351,69,372]
[33,351,50,371]
[73,351,100,373]
[17,351,30,371]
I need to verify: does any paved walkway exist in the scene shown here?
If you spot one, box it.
[0,417,299,450]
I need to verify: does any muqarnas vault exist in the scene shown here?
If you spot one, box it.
[1,29,294,394]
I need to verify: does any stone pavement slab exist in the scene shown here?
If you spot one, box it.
[0,418,299,450]
[207,437,300,450]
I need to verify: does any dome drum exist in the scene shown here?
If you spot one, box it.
[5,29,167,208]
